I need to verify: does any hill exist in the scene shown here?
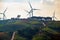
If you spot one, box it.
[0,20,60,40]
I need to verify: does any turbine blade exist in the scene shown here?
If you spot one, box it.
[27,13,29,16]
[0,13,3,14]
[3,8,7,20]
[33,9,40,10]
[28,1,32,9]
[3,8,7,13]
[3,14,5,16]
[24,9,31,16]
[27,12,31,17]
[24,9,29,13]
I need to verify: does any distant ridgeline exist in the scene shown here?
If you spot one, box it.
[28,16,52,21]
[1,16,52,20]
[0,16,52,24]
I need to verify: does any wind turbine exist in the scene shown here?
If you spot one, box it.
[52,11,57,21]
[24,2,40,17]
[0,8,7,20]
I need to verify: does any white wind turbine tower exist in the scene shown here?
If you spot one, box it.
[52,11,57,21]
[0,8,7,20]
[24,1,40,17]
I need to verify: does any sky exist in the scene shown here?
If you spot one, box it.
[0,0,60,20]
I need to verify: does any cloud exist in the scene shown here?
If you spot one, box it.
[43,0,54,5]
[0,0,41,2]
[0,0,25,2]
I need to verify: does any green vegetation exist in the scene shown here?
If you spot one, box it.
[14,33,26,40]
[32,34,46,40]
[0,20,60,40]
[42,27,59,34]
